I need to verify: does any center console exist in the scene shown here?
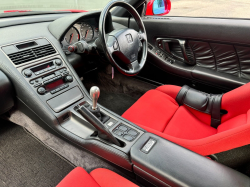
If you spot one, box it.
[131,133,250,187]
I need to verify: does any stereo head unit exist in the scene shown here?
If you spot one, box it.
[34,68,73,95]
[22,58,74,95]
[22,59,62,78]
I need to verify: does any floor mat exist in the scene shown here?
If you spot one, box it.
[7,110,142,186]
[0,120,74,187]
[98,91,137,115]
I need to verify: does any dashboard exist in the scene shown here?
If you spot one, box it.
[61,17,99,54]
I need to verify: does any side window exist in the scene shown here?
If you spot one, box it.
[145,0,250,18]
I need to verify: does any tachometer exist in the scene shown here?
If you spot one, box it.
[80,23,94,42]
[64,27,80,44]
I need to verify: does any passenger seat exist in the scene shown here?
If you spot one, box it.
[57,167,138,187]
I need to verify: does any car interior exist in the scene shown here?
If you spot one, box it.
[1,0,250,186]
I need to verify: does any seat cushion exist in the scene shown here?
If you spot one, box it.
[90,168,138,187]
[122,89,179,132]
[57,167,138,187]
[164,106,217,140]
[57,167,100,187]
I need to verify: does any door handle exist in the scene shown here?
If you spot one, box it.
[156,38,195,65]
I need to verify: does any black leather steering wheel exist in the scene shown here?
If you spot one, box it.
[98,1,148,76]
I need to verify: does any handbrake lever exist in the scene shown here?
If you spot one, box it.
[75,104,121,147]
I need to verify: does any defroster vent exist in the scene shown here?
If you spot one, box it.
[8,44,56,65]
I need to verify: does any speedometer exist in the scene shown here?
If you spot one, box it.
[80,23,94,42]
[65,27,80,44]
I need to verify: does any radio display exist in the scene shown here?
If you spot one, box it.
[31,62,54,73]
[16,41,37,50]
[45,79,64,91]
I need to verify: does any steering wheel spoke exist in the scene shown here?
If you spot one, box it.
[106,35,119,55]
[138,32,147,41]
[127,60,140,72]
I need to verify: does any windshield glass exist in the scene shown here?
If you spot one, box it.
[0,0,112,13]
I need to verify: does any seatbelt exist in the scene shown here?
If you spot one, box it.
[176,85,223,129]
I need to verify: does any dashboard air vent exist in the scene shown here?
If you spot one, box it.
[8,44,56,65]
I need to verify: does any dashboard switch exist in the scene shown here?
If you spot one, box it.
[24,69,32,77]
[65,75,73,82]
[37,87,46,95]
[55,59,62,66]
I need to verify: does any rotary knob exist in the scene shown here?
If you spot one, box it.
[65,75,73,82]
[23,69,32,77]
[55,59,62,66]
[37,87,46,95]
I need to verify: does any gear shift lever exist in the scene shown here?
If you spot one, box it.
[76,86,120,146]
[90,86,100,110]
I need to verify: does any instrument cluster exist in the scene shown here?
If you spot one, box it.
[61,21,99,54]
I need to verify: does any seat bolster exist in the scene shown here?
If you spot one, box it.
[90,168,138,187]
[222,82,250,122]
[57,167,100,187]
[156,85,181,99]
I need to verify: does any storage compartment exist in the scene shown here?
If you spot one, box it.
[47,86,83,112]
[131,133,250,187]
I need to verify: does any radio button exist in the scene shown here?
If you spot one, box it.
[37,87,46,95]
[55,88,61,92]
[63,71,69,76]
[34,82,42,87]
[50,90,56,94]
[38,70,44,74]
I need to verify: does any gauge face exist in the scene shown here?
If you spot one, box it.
[64,27,80,44]
[80,23,94,42]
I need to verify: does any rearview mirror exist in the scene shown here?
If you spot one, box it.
[145,0,171,16]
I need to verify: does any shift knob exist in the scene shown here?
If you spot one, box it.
[90,86,100,110]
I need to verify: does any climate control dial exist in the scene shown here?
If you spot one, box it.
[65,75,73,82]
[23,69,32,77]
[37,87,46,95]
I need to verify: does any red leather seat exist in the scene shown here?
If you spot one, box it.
[122,84,250,156]
[57,167,138,187]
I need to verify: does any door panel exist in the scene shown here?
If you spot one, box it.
[128,16,250,89]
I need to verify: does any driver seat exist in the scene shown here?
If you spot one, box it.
[122,83,250,156]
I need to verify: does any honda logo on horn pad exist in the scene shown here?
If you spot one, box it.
[126,34,133,43]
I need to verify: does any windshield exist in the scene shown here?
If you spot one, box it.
[0,0,113,13]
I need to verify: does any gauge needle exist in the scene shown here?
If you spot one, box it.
[69,33,74,44]
[85,30,89,38]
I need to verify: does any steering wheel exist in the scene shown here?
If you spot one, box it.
[98,1,148,76]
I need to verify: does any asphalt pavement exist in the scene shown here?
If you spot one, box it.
[168,0,250,18]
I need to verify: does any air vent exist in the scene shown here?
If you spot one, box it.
[8,44,56,65]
